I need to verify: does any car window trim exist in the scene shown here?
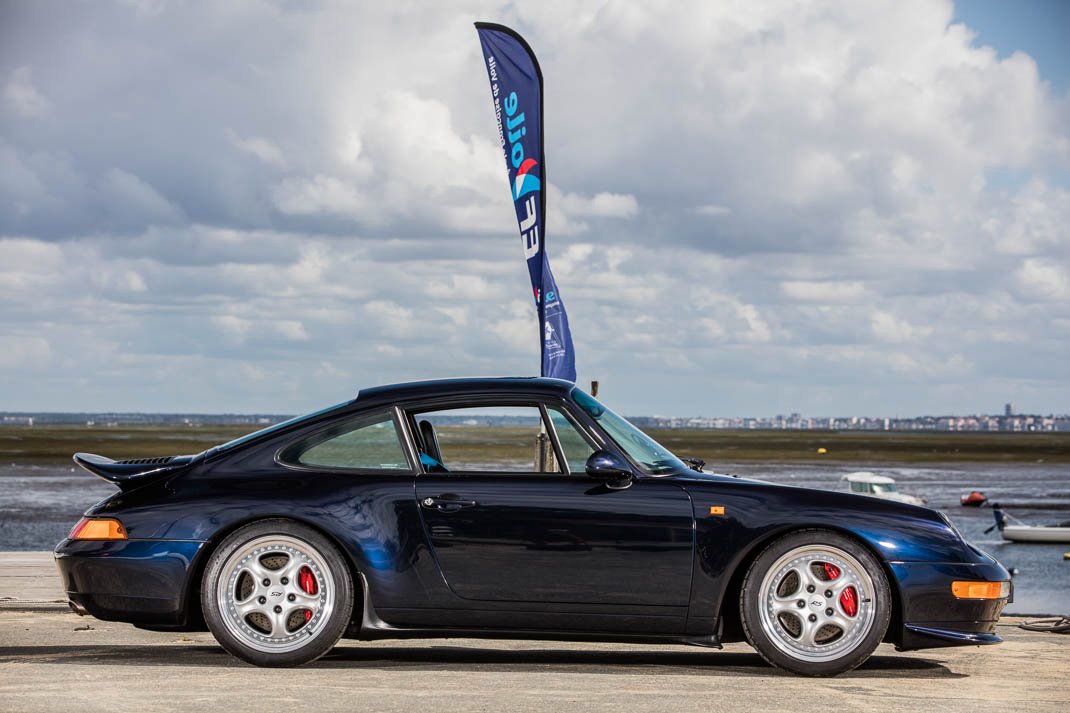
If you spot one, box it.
[396,392,605,447]
[538,403,569,474]
[399,395,587,477]
[540,403,601,475]
[393,404,422,474]
[274,408,418,475]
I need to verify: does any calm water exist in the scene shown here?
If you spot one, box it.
[1,461,1067,614]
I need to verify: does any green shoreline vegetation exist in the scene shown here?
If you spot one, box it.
[3,425,1070,466]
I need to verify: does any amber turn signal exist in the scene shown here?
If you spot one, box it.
[69,517,127,541]
[951,580,1009,599]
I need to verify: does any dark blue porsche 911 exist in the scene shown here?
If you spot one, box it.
[55,377,1010,675]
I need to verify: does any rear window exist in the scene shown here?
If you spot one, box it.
[280,411,411,471]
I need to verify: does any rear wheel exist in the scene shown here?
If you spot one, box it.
[740,529,891,676]
[201,519,354,667]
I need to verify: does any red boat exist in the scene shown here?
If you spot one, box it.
[961,490,988,507]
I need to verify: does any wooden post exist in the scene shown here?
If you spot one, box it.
[534,432,555,473]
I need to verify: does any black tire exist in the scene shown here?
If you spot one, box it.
[739,529,891,676]
[201,519,355,667]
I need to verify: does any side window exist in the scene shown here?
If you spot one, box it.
[548,407,596,474]
[286,412,410,471]
[411,406,560,474]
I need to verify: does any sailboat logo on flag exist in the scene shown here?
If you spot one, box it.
[513,158,541,200]
[544,320,565,358]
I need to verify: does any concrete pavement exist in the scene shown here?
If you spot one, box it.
[1,552,1067,713]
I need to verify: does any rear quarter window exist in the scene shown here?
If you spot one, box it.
[280,411,411,471]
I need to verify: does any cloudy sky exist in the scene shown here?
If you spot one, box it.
[1,0,1068,417]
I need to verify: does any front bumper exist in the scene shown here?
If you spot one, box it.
[890,560,1011,651]
[54,538,205,628]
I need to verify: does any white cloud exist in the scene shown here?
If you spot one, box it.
[102,168,182,224]
[559,191,639,218]
[782,281,867,302]
[228,131,286,166]
[363,300,416,338]
[210,314,309,344]
[211,314,252,344]
[273,320,310,341]
[0,335,51,369]
[1014,258,1070,301]
[272,175,367,217]
[734,302,773,344]
[870,311,932,343]
[4,67,49,117]
[490,300,538,354]
[548,187,640,235]
[424,274,500,301]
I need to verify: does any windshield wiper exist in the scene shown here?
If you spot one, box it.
[681,457,705,472]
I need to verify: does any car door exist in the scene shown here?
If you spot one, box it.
[410,400,695,607]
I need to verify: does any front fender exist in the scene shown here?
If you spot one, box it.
[677,475,979,635]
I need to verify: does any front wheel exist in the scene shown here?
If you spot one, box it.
[740,529,891,676]
[201,519,354,667]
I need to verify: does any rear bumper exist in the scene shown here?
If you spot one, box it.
[890,560,1010,651]
[54,538,205,628]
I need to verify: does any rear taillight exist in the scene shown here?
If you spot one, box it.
[69,517,127,540]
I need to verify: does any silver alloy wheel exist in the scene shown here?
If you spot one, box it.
[215,534,336,654]
[757,544,877,663]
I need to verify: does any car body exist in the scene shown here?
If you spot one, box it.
[55,377,1011,674]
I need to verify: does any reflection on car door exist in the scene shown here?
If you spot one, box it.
[416,474,694,606]
[410,402,695,607]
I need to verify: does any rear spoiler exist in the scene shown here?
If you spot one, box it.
[73,452,197,490]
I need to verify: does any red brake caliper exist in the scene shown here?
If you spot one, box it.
[840,586,858,617]
[824,563,858,617]
[299,566,318,623]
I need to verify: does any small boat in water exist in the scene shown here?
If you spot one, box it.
[990,506,1070,543]
[842,472,926,506]
[961,490,988,507]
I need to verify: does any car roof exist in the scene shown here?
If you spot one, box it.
[355,376,576,403]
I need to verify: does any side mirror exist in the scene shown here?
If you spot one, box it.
[585,450,633,488]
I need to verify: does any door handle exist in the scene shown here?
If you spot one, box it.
[421,495,478,512]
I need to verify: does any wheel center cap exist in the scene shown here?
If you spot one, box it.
[270,590,284,598]
[810,598,824,609]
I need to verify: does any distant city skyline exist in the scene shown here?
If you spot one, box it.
[4,404,1067,433]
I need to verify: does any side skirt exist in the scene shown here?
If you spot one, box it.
[349,573,721,649]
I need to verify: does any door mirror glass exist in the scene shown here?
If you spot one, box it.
[585,450,632,483]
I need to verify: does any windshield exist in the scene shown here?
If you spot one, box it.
[571,388,688,475]
[872,483,897,494]
[207,401,350,455]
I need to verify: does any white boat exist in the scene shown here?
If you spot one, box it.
[841,472,926,506]
[992,507,1070,543]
